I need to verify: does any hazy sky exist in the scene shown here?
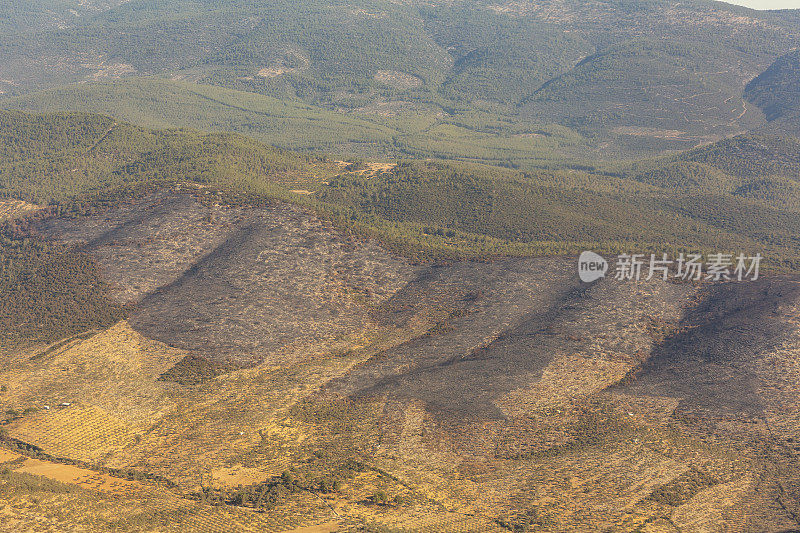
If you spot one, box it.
[722,0,800,9]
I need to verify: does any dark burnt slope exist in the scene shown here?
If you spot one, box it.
[331,258,581,418]
[334,271,696,420]
[34,189,418,366]
[34,188,800,436]
[616,277,800,524]
[32,189,254,304]
[128,202,416,366]
[618,278,800,421]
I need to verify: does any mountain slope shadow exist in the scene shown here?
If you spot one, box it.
[331,267,693,421]
[127,201,417,366]
[34,189,418,367]
[32,190,255,303]
[615,277,800,421]
[333,259,580,419]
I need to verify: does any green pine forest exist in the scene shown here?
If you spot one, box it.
[2,0,800,346]
[2,109,800,267]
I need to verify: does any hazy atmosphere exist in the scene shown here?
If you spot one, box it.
[2,0,800,531]
[724,0,800,9]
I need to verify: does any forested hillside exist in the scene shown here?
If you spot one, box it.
[4,4,800,530]
[3,110,800,271]
[0,109,335,205]
[1,0,798,154]
[746,49,800,136]
[1,78,590,165]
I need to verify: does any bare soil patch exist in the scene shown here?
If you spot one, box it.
[373,70,422,90]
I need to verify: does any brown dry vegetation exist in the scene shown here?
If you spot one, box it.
[0,199,41,221]
[2,192,800,531]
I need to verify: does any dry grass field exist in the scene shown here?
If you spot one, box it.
[0,199,41,221]
[3,193,800,531]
